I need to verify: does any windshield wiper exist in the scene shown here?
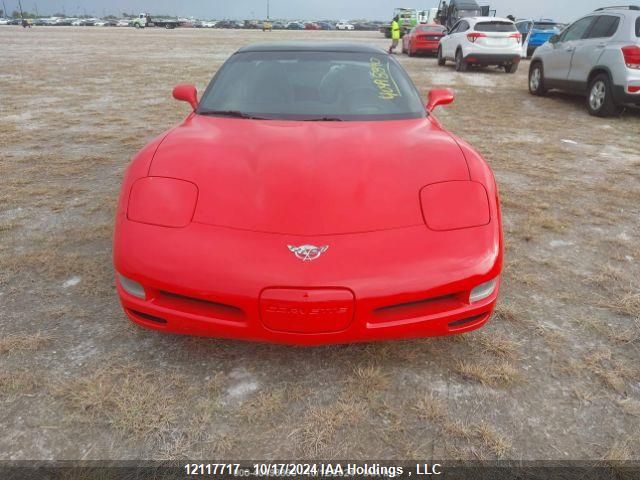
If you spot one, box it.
[301,117,344,122]
[198,110,269,120]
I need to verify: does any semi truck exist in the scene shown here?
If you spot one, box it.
[436,0,483,30]
[132,13,180,29]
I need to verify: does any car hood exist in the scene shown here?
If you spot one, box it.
[149,114,470,235]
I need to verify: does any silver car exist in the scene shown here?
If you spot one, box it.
[529,6,640,116]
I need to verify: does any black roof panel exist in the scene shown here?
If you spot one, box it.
[237,42,387,54]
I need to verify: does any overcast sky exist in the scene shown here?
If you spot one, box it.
[4,0,637,22]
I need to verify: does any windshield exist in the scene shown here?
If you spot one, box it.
[459,9,482,18]
[197,51,426,121]
[475,21,517,32]
[533,22,559,31]
[417,25,446,33]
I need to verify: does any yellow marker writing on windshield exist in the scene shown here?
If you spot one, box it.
[370,57,401,100]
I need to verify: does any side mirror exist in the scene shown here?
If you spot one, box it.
[549,34,559,44]
[427,88,455,112]
[172,84,198,110]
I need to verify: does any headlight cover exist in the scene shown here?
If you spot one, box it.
[469,278,498,303]
[127,177,198,228]
[420,181,490,231]
[118,274,146,299]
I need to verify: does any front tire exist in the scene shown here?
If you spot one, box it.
[587,74,623,117]
[455,49,467,72]
[437,46,446,66]
[528,62,547,96]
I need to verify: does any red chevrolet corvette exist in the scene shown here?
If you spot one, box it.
[113,43,503,345]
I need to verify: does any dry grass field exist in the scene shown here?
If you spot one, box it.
[1,26,639,461]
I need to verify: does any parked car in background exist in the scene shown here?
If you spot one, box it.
[243,20,260,29]
[516,19,562,57]
[0,18,9,25]
[271,21,285,29]
[529,6,640,116]
[316,21,334,30]
[45,17,62,25]
[214,20,234,29]
[336,21,354,30]
[353,22,378,31]
[286,22,305,30]
[116,19,131,27]
[305,22,320,30]
[403,24,447,56]
[95,19,117,27]
[438,17,522,73]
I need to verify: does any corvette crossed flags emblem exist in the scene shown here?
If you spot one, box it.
[287,245,329,262]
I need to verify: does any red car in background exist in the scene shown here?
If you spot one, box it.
[113,43,503,345]
[403,24,447,56]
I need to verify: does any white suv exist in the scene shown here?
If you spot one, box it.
[529,6,640,116]
[437,17,523,73]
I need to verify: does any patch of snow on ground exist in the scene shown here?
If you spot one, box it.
[427,71,459,86]
[617,232,631,242]
[223,368,259,405]
[62,276,81,288]
[549,240,575,248]
[461,74,496,87]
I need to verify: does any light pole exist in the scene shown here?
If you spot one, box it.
[267,0,269,20]
[2,0,7,18]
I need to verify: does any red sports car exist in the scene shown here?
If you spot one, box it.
[113,43,503,345]
[402,24,447,56]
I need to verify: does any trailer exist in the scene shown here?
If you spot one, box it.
[132,13,180,29]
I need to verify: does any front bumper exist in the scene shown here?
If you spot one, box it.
[114,221,502,345]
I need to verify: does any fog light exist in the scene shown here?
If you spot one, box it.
[119,274,146,299]
[469,278,497,303]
